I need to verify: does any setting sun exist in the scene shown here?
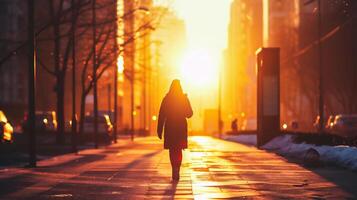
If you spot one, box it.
[179,49,218,89]
[153,0,232,131]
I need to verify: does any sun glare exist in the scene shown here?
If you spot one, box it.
[117,56,124,73]
[179,49,218,89]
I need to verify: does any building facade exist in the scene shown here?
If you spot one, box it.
[0,0,28,123]
[224,0,262,131]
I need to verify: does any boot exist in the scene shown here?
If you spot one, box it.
[172,167,180,181]
[176,166,180,180]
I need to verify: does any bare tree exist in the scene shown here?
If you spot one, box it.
[77,0,166,138]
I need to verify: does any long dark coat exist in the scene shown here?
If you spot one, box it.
[157,93,193,149]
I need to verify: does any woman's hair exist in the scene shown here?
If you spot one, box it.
[168,79,183,95]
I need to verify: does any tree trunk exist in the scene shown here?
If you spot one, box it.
[78,92,86,142]
[56,75,65,144]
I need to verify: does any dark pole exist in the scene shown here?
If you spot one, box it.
[71,0,77,153]
[108,84,111,112]
[143,34,147,133]
[131,72,134,141]
[92,0,99,148]
[318,0,324,133]
[113,75,118,143]
[28,0,36,167]
[218,62,222,139]
[148,47,152,135]
[146,36,154,136]
[113,50,118,143]
[153,40,161,125]
[113,0,118,143]
[351,16,357,113]
[123,0,135,141]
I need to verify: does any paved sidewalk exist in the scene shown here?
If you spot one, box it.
[0,136,356,199]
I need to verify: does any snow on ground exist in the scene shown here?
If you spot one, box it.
[223,134,257,146]
[224,134,357,171]
[263,134,357,171]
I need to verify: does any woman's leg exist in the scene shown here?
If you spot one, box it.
[169,149,176,180]
[169,149,182,180]
[169,149,175,168]
[169,149,182,167]
[177,149,182,168]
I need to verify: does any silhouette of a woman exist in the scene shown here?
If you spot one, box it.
[157,79,193,181]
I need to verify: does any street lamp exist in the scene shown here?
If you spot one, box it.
[218,62,222,139]
[71,0,78,153]
[27,0,36,168]
[92,0,99,148]
[317,0,325,133]
[113,51,118,144]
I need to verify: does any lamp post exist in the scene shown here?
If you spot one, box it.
[123,0,135,141]
[130,71,134,141]
[142,24,151,134]
[218,62,222,139]
[317,0,324,133]
[92,0,99,148]
[113,52,118,144]
[71,0,78,153]
[28,0,36,167]
[108,84,111,112]
[113,0,119,143]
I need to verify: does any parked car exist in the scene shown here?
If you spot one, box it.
[82,114,113,142]
[0,110,14,143]
[95,110,114,123]
[331,114,357,137]
[22,111,57,133]
[325,115,335,130]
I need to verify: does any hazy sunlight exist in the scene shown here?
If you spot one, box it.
[179,49,218,89]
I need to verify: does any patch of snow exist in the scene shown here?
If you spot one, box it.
[223,134,257,146]
[262,134,357,171]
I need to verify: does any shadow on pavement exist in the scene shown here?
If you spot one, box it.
[23,149,163,200]
[0,153,106,197]
[306,165,357,197]
[163,181,178,199]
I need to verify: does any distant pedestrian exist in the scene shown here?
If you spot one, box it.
[231,118,238,133]
[157,79,193,181]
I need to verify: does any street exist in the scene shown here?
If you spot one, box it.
[1,136,356,199]
[1,0,357,199]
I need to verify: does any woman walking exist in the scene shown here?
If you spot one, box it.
[157,79,193,181]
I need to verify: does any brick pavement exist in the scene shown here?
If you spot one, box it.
[1,136,356,199]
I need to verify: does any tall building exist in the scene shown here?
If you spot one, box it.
[226,0,357,131]
[262,0,302,129]
[297,0,357,130]
[225,0,303,131]
[0,0,28,123]
[122,0,136,132]
[136,0,153,132]
[122,0,159,134]
[224,0,262,131]
[263,0,357,131]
